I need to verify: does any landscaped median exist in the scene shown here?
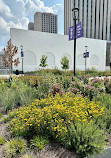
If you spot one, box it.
[0,69,111,158]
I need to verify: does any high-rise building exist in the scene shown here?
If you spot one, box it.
[28,12,58,34]
[28,22,34,31]
[64,0,111,41]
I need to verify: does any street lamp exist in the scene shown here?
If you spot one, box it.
[72,8,79,76]
[20,45,24,74]
[85,46,88,73]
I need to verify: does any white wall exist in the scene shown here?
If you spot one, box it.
[10,28,107,72]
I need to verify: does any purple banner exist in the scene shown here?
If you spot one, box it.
[69,26,74,41]
[76,22,82,39]
[69,22,82,40]
[21,51,24,57]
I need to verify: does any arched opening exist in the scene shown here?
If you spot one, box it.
[23,51,37,72]
[90,55,99,65]
[62,53,72,65]
[24,51,37,65]
[46,52,55,68]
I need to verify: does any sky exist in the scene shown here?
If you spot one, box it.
[0,0,64,51]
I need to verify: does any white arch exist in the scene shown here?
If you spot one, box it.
[46,52,55,67]
[24,51,37,65]
[90,55,99,65]
[62,53,72,65]
[77,54,84,65]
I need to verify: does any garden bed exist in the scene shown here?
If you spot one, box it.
[0,69,111,158]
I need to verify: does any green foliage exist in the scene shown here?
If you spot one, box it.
[30,135,49,150]
[3,117,10,123]
[39,55,48,68]
[51,84,65,96]
[60,56,69,70]
[0,113,2,118]
[61,76,72,91]
[0,79,38,113]
[4,137,27,158]
[37,73,57,98]
[84,85,99,101]
[67,123,106,158]
[0,135,6,145]
[93,93,111,109]
[93,93,111,133]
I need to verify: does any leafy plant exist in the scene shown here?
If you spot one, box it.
[0,135,6,145]
[0,79,38,113]
[37,73,57,98]
[84,85,99,101]
[30,135,49,150]
[0,113,2,118]
[67,123,106,158]
[3,117,10,123]
[60,56,69,70]
[10,93,105,141]
[61,77,72,91]
[39,55,48,68]
[51,84,65,96]
[4,137,27,158]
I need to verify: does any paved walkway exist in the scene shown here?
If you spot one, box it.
[0,74,24,78]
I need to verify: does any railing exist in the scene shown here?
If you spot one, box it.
[0,68,9,75]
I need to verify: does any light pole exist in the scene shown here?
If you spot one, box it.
[72,8,79,76]
[85,46,88,73]
[20,45,24,74]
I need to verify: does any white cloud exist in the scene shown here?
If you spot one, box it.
[0,0,64,47]
[0,0,13,18]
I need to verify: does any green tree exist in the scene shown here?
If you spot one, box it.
[39,55,48,68]
[61,56,69,70]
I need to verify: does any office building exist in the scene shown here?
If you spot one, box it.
[64,0,111,41]
[28,12,58,34]
[28,22,34,30]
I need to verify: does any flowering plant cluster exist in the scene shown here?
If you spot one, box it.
[84,85,99,100]
[9,93,105,139]
[18,75,42,88]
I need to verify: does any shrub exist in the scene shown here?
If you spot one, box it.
[18,75,42,88]
[84,85,99,101]
[30,135,49,150]
[51,84,65,96]
[90,78,105,92]
[9,93,105,140]
[0,135,6,145]
[61,77,72,91]
[4,137,27,158]
[37,73,57,98]
[105,83,111,94]
[69,88,79,94]
[67,123,106,158]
